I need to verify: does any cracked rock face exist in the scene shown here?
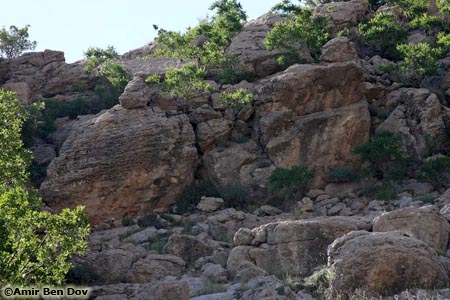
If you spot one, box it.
[227,217,370,281]
[328,231,449,297]
[40,105,198,224]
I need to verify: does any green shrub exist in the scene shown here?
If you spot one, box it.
[146,235,169,254]
[388,0,428,17]
[219,183,249,208]
[270,165,314,201]
[151,0,247,83]
[84,46,129,92]
[374,185,398,200]
[358,12,406,57]
[122,217,135,226]
[137,213,164,228]
[0,25,37,58]
[354,132,408,180]
[419,156,450,190]
[415,193,436,203]
[146,63,214,102]
[326,167,358,183]
[219,88,254,109]
[410,13,439,31]
[176,181,221,214]
[396,42,445,75]
[266,6,330,62]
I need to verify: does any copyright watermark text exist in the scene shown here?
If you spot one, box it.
[1,285,91,299]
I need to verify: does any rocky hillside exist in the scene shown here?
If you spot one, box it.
[1,0,450,299]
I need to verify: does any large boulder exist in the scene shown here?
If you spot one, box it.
[40,106,198,224]
[314,0,370,33]
[227,217,370,281]
[226,13,312,78]
[119,77,151,109]
[1,50,94,99]
[328,231,449,297]
[262,101,370,187]
[126,254,186,283]
[373,206,450,252]
[377,88,450,159]
[163,234,214,265]
[320,37,358,63]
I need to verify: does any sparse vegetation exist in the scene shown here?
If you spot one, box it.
[270,165,314,201]
[419,156,450,190]
[146,62,214,102]
[326,167,358,183]
[266,4,330,63]
[219,88,254,109]
[176,181,221,214]
[354,132,409,181]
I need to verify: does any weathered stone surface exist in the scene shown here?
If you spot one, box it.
[258,62,364,116]
[227,217,369,280]
[119,77,151,109]
[226,13,312,78]
[79,243,147,284]
[328,231,449,297]
[31,143,56,165]
[202,263,228,284]
[117,57,193,79]
[321,37,358,63]
[126,254,186,283]
[2,50,95,99]
[189,107,223,124]
[197,196,224,212]
[377,88,450,159]
[40,106,198,224]
[164,234,214,265]
[373,206,450,252]
[314,0,370,32]
[2,81,31,104]
[91,280,190,300]
[196,118,231,152]
[263,101,370,187]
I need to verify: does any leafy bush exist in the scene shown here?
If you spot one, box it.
[176,181,221,214]
[0,25,36,58]
[151,0,247,83]
[419,156,450,190]
[219,183,249,208]
[354,132,408,180]
[374,185,398,200]
[326,167,358,183]
[358,12,406,57]
[219,88,254,109]
[147,63,214,102]
[0,90,89,286]
[270,165,314,201]
[396,42,444,75]
[84,46,129,92]
[266,6,330,63]
[137,213,164,228]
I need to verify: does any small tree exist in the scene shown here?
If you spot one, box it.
[0,89,89,286]
[0,25,37,58]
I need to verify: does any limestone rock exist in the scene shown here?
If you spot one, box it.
[31,143,56,165]
[328,231,449,297]
[226,13,312,78]
[2,81,31,104]
[126,254,186,283]
[377,88,450,159]
[164,234,214,265]
[197,196,224,213]
[373,206,450,252]
[117,57,194,79]
[314,0,370,32]
[227,217,369,280]
[40,106,198,224]
[196,118,231,153]
[320,37,358,63]
[119,77,151,109]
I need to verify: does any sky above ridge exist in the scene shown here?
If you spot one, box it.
[2,0,281,63]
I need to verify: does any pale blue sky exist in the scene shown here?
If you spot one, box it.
[2,0,281,62]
